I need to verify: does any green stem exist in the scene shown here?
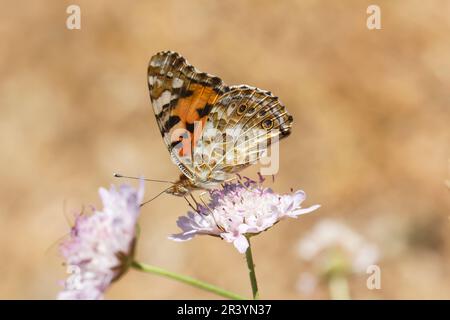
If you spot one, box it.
[131,261,247,300]
[245,237,259,299]
[328,274,351,300]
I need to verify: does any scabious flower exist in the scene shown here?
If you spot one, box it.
[170,176,320,253]
[58,182,144,300]
[297,219,379,273]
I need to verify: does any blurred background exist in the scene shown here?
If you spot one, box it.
[0,0,449,299]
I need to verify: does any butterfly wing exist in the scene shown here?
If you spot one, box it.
[192,85,293,184]
[148,51,228,180]
[148,51,293,188]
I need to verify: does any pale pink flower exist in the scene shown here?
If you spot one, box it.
[58,182,144,300]
[170,177,320,253]
[297,219,379,273]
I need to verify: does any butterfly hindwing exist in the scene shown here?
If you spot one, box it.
[192,85,292,183]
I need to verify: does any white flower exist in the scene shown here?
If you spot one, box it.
[57,182,144,300]
[296,272,318,296]
[297,219,379,273]
[170,177,320,253]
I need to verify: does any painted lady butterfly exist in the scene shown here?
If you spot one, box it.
[148,51,293,197]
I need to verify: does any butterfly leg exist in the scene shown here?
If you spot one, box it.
[199,192,225,232]
[224,175,240,186]
[183,194,204,213]
[190,194,200,209]
[183,196,198,213]
[198,192,211,213]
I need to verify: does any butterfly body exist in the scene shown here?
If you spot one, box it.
[166,174,208,196]
[148,51,293,196]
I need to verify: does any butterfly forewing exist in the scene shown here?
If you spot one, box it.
[148,51,227,179]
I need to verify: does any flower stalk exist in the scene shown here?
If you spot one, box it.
[328,274,350,300]
[131,261,247,300]
[245,237,259,299]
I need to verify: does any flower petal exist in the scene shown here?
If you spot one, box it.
[233,235,249,254]
[289,204,321,217]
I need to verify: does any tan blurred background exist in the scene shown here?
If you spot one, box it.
[0,0,449,299]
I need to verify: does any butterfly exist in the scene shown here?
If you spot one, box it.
[147,51,293,197]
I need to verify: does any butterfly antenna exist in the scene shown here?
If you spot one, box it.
[114,173,175,184]
[140,185,173,207]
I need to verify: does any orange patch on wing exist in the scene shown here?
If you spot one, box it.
[171,83,219,157]
[172,84,217,123]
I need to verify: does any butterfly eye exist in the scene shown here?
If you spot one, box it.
[262,118,274,130]
[259,109,267,117]
[237,104,247,115]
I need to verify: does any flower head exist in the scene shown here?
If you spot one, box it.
[297,219,379,273]
[170,176,320,253]
[58,181,144,300]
